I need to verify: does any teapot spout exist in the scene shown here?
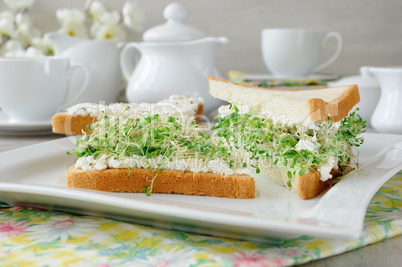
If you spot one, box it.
[193,36,228,45]
[215,36,229,45]
[45,32,85,55]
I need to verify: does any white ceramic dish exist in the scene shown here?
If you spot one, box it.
[0,112,52,135]
[0,133,402,244]
[243,73,340,81]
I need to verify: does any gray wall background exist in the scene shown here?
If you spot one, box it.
[1,0,401,77]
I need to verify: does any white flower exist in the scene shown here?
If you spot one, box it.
[90,11,126,42]
[0,11,14,21]
[31,36,54,55]
[91,21,126,42]
[56,8,86,25]
[4,49,25,57]
[122,0,144,32]
[15,21,41,47]
[4,0,34,12]
[25,46,45,57]
[1,39,24,56]
[87,0,106,21]
[99,10,121,25]
[3,43,43,57]
[58,20,88,39]
[0,12,15,38]
[27,216,100,242]
[56,8,88,38]
[3,39,23,52]
[15,12,32,27]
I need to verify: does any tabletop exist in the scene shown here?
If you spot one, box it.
[0,133,402,266]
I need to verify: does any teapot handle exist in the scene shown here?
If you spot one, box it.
[120,42,141,81]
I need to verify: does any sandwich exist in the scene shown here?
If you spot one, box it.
[62,95,256,199]
[59,77,365,199]
[52,95,204,135]
[208,76,365,199]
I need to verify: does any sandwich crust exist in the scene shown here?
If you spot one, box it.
[208,75,360,123]
[67,165,256,199]
[294,170,334,200]
[52,114,97,135]
[308,85,360,122]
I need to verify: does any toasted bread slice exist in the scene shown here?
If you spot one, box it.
[293,171,334,200]
[208,75,359,123]
[273,168,334,200]
[67,165,255,199]
[52,114,97,135]
[52,103,204,135]
[66,164,332,199]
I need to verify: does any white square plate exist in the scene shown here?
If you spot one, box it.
[1,133,402,243]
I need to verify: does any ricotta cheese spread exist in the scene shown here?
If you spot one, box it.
[75,154,251,176]
[295,138,320,152]
[317,156,336,181]
[67,95,203,125]
[217,104,341,130]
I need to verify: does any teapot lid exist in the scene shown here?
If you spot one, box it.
[143,3,206,42]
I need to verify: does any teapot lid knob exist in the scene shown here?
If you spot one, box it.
[164,3,187,22]
[143,2,206,42]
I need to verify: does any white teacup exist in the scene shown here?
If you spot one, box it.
[0,57,88,122]
[261,28,343,78]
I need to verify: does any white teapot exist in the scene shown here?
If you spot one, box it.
[47,32,122,105]
[120,3,228,113]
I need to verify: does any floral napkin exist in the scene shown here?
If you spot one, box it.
[1,171,402,266]
[228,70,330,88]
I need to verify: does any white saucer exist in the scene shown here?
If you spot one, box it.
[243,73,340,81]
[0,112,52,135]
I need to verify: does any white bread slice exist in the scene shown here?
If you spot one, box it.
[259,166,334,200]
[66,165,255,199]
[208,75,360,123]
[52,103,203,135]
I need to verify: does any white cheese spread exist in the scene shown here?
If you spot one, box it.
[317,156,336,181]
[67,95,203,125]
[295,138,320,152]
[217,104,342,131]
[75,154,250,176]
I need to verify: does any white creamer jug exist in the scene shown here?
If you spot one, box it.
[328,66,381,127]
[369,67,402,134]
[120,3,228,113]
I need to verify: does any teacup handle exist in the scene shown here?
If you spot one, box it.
[313,32,343,73]
[60,63,89,109]
[120,42,141,81]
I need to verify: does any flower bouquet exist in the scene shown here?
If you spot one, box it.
[0,0,145,57]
